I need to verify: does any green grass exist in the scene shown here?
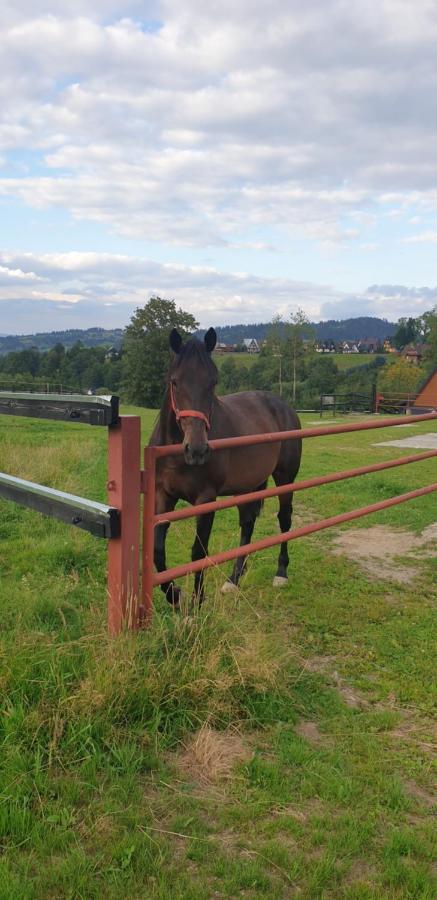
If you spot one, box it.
[213,351,258,368]
[329,352,388,370]
[0,407,436,898]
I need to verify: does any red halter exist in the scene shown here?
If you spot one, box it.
[170,382,211,431]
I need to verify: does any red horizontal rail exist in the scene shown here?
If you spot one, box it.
[152,412,437,459]
[154,449,437,524]
[153,483,437,585]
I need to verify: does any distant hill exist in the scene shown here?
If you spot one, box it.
[0,327,124,355]
[197,317,397,344]
[0,317,396,355]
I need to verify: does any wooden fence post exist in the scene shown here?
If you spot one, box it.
[107,415,141,634]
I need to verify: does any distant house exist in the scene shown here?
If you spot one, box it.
[357,337,380,353]
[342,341,359,354]
[242,338,260,353]
[402,344,426,365]
[214,342,237,354]
[316,340,336,353]
[412,368,437,412]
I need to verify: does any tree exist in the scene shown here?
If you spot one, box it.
[266,315,286,395]
[288,309,315,403]
[218,357,242,393]
[421,307,437,367]
[393,317,420,350]
[377,358,423,395]
[121,296,198,407]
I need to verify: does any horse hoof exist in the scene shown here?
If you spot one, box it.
[221,581,238,594]
[166,586,183,607]
[273,576,288,588]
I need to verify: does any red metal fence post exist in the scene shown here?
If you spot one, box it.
[141,446,156,625]
[107,415,141,635]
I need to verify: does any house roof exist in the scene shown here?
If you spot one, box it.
[414,366,437,397]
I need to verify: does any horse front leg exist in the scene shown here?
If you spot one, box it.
[154,490,182,608]
[192,510,216,606]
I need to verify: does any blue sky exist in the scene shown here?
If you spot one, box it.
[1,0,437,334]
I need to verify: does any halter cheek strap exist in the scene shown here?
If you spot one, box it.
[170,382,211,431]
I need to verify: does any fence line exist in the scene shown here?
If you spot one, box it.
[1,390,436,634]
[154,449,437,525]
[153,484,437,585]
[152,411,437,458]
[141,412,437,622]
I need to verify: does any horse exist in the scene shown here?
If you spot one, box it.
[149,327,302,606]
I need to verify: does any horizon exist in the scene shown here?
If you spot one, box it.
[1,3,437,333]
[0,312,401,341]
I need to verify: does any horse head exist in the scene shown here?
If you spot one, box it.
[168,327,217,466]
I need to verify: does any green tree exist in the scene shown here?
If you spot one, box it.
[266,315,286,395]
[421,307,437,367]
[393,316,420,350]
[288,309,315,402]
[377,358,423,395]
[121,296,198,406]
[218,357,242,393]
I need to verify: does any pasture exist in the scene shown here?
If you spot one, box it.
[213,351,258,369]
[0,407,436,899]
[323,353,388,371]
[212,352,388,372]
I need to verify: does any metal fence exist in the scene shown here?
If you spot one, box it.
[1,391,436,634]
[139,413,437,624]
[319,392,373,416]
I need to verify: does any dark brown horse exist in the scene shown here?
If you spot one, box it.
[149,327,302,606]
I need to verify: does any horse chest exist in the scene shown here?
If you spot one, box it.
[156,461,221,504]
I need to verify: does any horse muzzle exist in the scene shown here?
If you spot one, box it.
[183,441,210,466]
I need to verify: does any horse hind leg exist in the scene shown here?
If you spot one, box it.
[222,489,265,593]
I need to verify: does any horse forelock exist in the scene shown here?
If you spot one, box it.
[171,338,217,377]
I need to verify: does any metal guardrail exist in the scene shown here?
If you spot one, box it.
[0,392,119,426]
[0,392,121,539]
[0,472,120,538]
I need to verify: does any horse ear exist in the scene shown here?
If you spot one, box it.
[204,327,217,353]
[169,329,183,353]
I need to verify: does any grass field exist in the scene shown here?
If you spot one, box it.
[213,352,387,372]
[322,353,388,371]
[0,406,436,899]
[213,352,257,369]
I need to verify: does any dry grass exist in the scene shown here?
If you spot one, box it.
[176,725,252,784]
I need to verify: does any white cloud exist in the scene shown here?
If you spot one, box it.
[0,249,338,322]
[402,231,437,244]
[0,249,435,334]
[0,1,436,336]
[1,1,437,250]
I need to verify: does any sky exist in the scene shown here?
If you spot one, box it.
[1,0,437,335]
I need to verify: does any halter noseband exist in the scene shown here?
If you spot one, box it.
[170,381,211,431]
